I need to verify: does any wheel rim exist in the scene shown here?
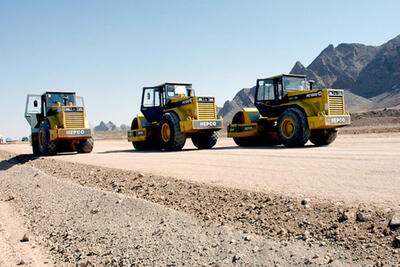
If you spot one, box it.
[161,123,171,142]
[39,131,44,147]
[281,118,295,139]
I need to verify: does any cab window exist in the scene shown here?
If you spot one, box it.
[283,76,307,94]
[165,85,192,99]
[143,88,160,107]
[257,80,274,101]
[46,93,75,108]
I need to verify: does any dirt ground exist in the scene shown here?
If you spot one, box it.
[0,200,52,266]
[0,132,400,266]
[1,133,400,207]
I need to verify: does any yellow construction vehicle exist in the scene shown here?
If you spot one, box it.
[128,83,223,151]
[227,74,350,147]
[25,91,94,155]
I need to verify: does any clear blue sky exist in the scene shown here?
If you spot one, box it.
[1,0,399,139]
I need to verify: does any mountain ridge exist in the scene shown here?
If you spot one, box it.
[218,34,400,123]
[94,121,129,132]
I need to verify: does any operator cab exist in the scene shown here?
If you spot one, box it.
[42,92,76,116]
[141,83,194,122]
[25,91,84,129]
[255,74,308,117]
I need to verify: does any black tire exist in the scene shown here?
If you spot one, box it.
[38,120,57,155]
[192,131,218,149]
[233,135,279,147]
[158,113,186,151]
[277,108,310,147]
[309,129,338,146]
[233,137,258,147]
[76,138,94,153]
[130,117,157,150]
[31,134,40,155]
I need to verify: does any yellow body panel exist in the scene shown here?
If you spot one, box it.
[241,108,260,124]
[50,128,93,140]
[164,96,194,121]
[180,119,223,133]
[282,89,350,118]
[127,128,147,142]
[47,106,93,141]
[136,114,149,128]
[227,123,258,137]
[308,114,351,129]
[164,96,219,122]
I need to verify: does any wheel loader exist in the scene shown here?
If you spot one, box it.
[25,91,94,155]
[227,74,351,147]
[127,83,223,151]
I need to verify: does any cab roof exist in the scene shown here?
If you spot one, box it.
[43,91,76,96]
[152,82,192,88]
[261,74,307,80]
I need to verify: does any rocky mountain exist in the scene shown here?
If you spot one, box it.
[219,87,255,123]
[218,34,400,123]
[356,35,400,98]
[290,34,400,99]
[94,121,120,132]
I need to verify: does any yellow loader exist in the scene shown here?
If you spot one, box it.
[25,91,93,155]
[228,74,350,147]
[128,83,223,151]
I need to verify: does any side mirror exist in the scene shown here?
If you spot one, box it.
[309,80,315,90]
[33,100,38,107]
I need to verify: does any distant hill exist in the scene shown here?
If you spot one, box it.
[94,121,128,132]
[218,34,400,123]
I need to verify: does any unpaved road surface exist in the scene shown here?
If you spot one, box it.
[0,200,52,266]
[1,152,400,266]
[2,133,400,207]
[2,157,387,266]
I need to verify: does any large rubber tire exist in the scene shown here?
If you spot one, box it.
[38,121,58,155]
[130,117,157,150]
[31,134,40,155]
[233,137,258,147]
[76,138,94,153]
[158,113,186,151]
[277,108,310,147]
[191,131,218,149]
[309,129,338,146]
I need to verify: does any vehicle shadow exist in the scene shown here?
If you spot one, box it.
[0,153,40,171]
[100,146,237,154]
[100,144,318,154]
[0,151,80,171]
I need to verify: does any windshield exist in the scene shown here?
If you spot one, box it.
[165,85,192,99]
[283,77,307,92]
[46,93,76,107]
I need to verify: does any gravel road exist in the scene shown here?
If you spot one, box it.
[1,146,400,266]
[0,158,372,266]
[1,133,400,207]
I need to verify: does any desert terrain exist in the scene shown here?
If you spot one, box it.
[0,130,400,266]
